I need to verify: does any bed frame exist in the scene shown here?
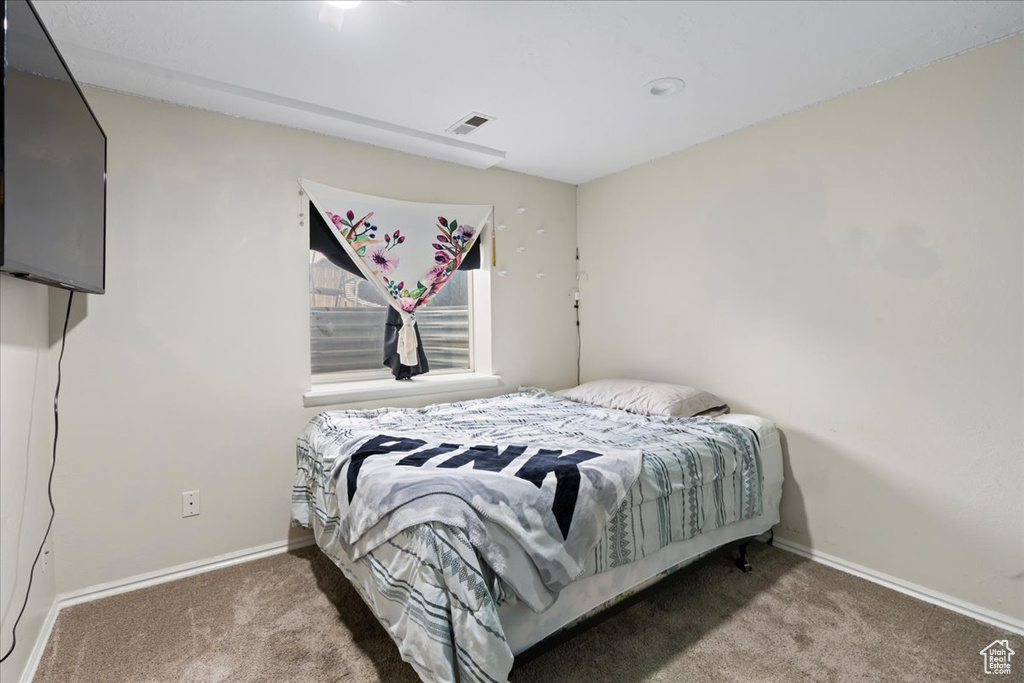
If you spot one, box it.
[512,531,773,671]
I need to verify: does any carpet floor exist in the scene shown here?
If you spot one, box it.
[34,543,1019,682]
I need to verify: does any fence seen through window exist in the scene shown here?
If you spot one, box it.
[310,252,471,375]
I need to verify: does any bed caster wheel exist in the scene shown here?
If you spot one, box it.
[739,559,753,573]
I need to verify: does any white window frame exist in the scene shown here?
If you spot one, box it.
[304,227,498,407]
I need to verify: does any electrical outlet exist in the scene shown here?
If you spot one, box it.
[182,490,201,518]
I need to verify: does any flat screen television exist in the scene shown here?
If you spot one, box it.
[1,0,107,294]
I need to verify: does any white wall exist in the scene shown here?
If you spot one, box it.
[0,278,56,683]
[51,88,578,594]
[577,35,1023,621]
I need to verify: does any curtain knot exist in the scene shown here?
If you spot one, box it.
[397,310,418,367]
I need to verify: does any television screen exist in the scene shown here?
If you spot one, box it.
[1,0,107,294]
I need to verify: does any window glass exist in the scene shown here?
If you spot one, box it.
[310,253,471,376]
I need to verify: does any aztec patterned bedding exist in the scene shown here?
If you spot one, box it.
[292,388,763,683]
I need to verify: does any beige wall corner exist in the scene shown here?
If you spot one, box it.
[0,278,57,683]
[577,35,1023,621]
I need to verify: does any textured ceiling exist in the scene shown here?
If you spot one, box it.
[31,0,1024,184]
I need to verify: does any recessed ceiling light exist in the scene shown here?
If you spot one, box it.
[643,77,686,98]
[320,1,407,32]
[319,1,362,31]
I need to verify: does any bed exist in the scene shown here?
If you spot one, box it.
[291,387,783,683]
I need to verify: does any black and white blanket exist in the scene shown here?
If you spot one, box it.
[328,432,642,610]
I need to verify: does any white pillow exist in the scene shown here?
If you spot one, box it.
[557,379,729,418]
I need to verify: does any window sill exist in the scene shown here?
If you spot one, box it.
[303,372,502,408]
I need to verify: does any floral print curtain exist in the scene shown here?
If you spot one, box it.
[300,179,491,371]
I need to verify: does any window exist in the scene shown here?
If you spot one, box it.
[310,252,472,379]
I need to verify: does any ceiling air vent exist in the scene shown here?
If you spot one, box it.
[446,112,494,136]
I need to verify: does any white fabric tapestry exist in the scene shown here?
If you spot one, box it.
[300,179,491,367]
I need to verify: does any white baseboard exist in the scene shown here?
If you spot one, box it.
[19,598,60,683]
[58,534,316,608]
[772,537,1024,636]
[19,534,316,683]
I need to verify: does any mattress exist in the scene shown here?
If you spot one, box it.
[500,413,783,654]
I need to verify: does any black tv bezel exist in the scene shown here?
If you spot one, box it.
[0,0,108,295]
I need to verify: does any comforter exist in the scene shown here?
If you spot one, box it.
[327,432,642,610]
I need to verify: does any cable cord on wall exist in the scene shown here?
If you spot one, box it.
[0,290,73,663]
[575,298,581,386]
[575,247,581,386]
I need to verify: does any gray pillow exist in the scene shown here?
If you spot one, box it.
[557,379,729,418]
